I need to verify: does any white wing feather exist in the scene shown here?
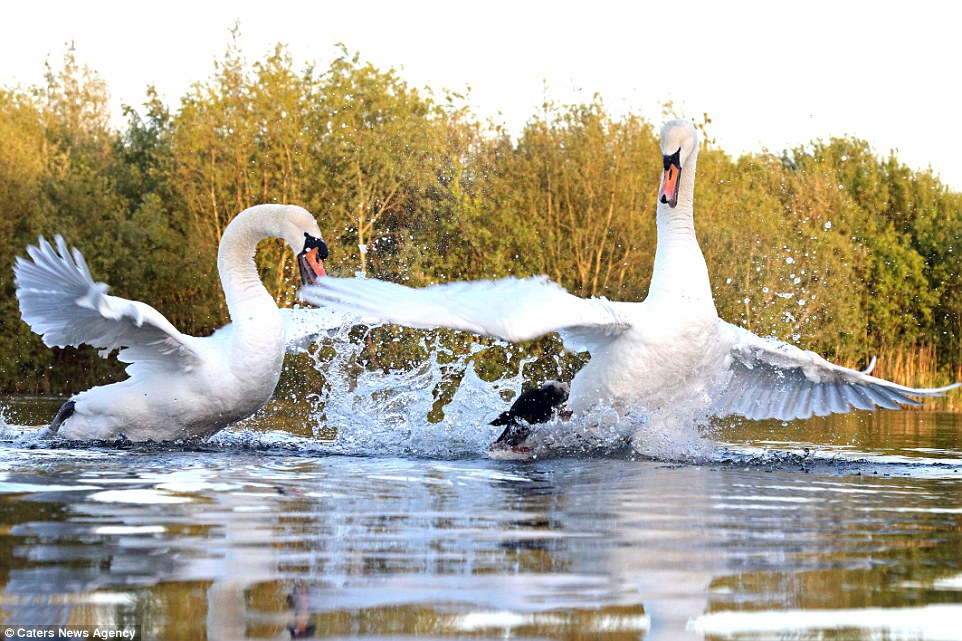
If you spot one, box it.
[716,321,960,420]
[300,275,630,350]
[14,235,202,374]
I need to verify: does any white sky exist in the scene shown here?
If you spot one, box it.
[5,0,962,189]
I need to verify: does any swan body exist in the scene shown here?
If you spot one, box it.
[14,204,344,441]
[301,121,960,441]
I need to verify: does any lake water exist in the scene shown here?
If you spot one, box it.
[1,396,961,641]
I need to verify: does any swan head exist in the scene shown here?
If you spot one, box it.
[227,205,329,284]
[273,206,329,285]
[658,119,699,208]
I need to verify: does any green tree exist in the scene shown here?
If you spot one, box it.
[168,34,326,325]
[487,99,659,299]
[1,48,131,392]
[312,46,449,278]
[0,90,51,390]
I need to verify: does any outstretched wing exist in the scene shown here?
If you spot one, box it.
[14,236,202,374]
[300,275,630,350]
[715,321,960,421]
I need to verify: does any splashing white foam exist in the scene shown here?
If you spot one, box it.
[511,404,721,462]
[278,327,723,461]
[300,332,522,458]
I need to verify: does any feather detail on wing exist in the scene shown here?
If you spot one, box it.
[715,321,960,421]
[300,275,630,350]
[14,235,202,374]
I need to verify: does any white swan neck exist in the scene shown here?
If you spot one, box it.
[217,212,278,322]
[648,153,716,312]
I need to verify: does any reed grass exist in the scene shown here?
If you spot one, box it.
[854,344,962,412]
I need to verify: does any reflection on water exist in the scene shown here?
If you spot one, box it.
[718,411,962,462]
[0,406,961,640]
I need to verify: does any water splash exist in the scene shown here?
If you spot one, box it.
[271,326,723,462]
[299,330,527,458]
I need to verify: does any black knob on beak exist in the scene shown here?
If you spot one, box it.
[301,232,329,260]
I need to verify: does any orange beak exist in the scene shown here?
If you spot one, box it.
[658,148,682,208]
[299,247,326,284]
[297,234,328,285]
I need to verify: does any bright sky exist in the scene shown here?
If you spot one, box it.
[5,0,962,190]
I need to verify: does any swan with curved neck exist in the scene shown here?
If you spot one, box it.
[302,120,960,456]
[15,204,335,441]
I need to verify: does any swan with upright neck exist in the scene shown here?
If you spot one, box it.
[14,204,341,441]
[301,120,959,454]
